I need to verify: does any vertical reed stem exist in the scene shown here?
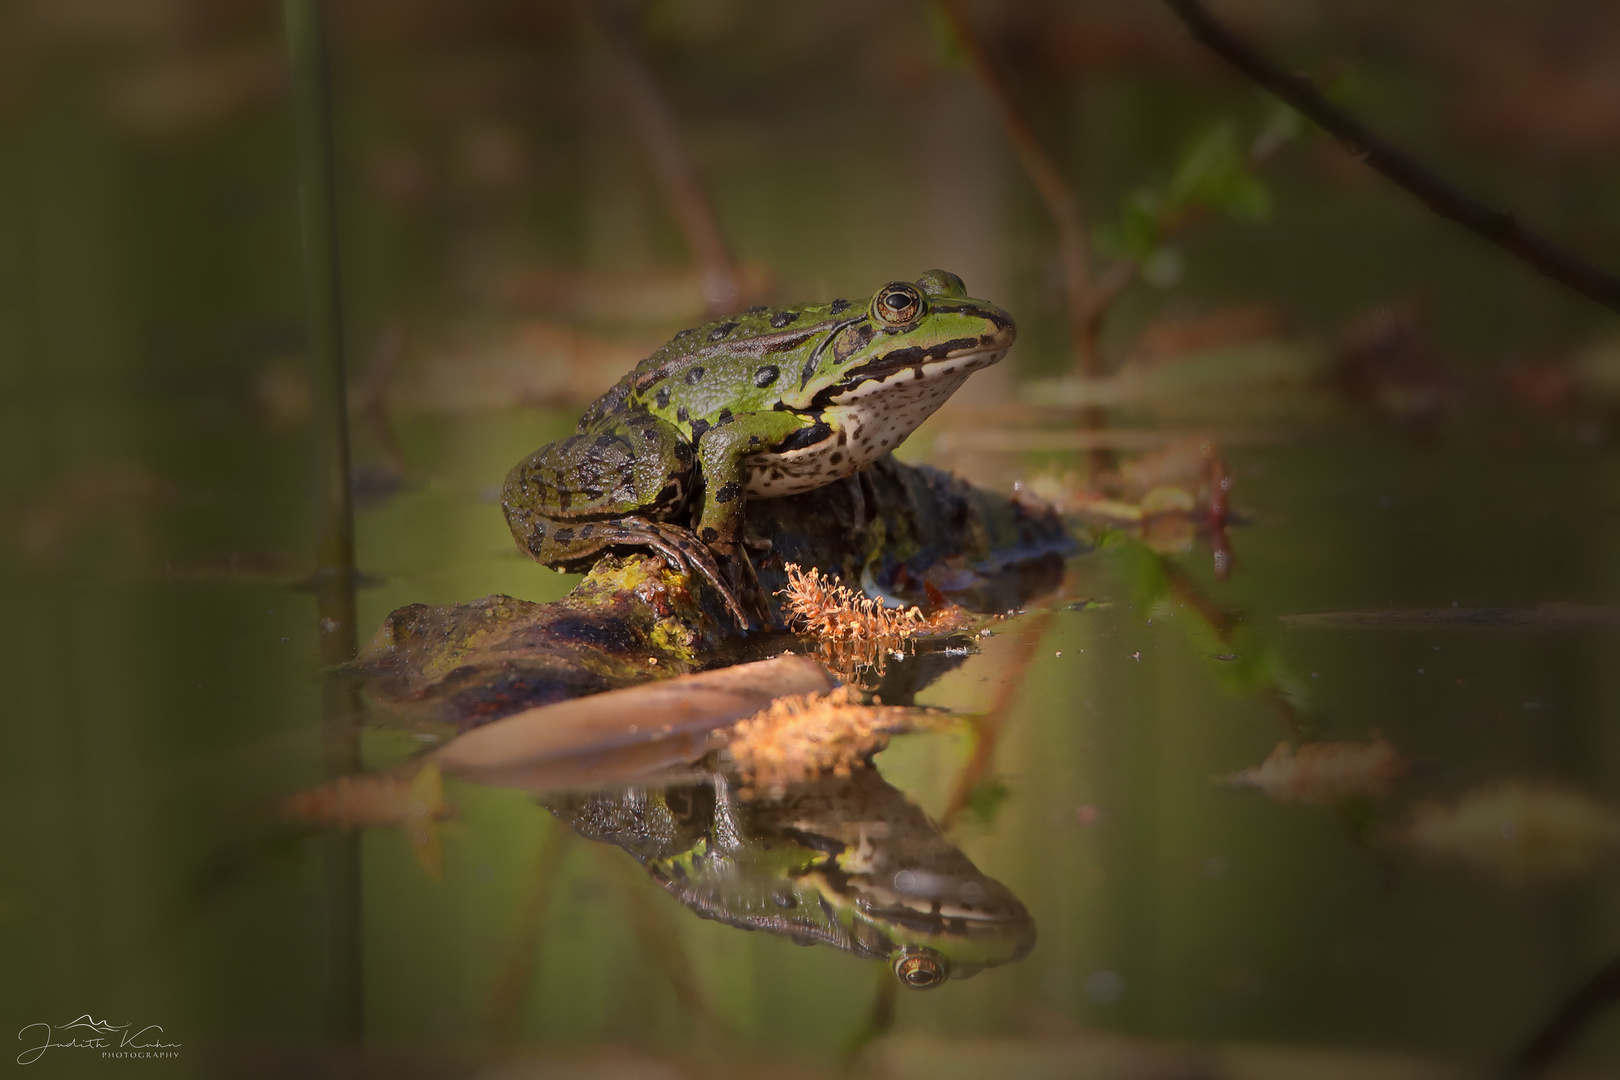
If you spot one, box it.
[283,0,362,1044]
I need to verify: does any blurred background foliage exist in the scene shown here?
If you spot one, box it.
[5,1,1620,1077]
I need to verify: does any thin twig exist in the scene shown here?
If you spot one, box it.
[939,611,1053,832]
[282,0,362,1044]
[1160,0,1620,317]
[359,323,409,478]
[487,826,574,1041]
[582,0,741,315]
[1504,956,1620,1078]
[932,0,1101,375]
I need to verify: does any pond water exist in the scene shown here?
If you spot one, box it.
[6,398,1620,1078]
[6,3,1620,1077]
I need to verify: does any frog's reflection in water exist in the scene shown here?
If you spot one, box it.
[543,768,1035,988]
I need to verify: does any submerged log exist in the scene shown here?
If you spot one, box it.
[350,454,1074,731]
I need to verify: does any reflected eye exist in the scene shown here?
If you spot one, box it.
[872,283,923,327]
[892,948,949,989]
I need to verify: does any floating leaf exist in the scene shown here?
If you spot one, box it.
[433,654,839,792]
[1281,604,1620,630]
[280,764,450,878]
[1225,734,1409,805]
[1397,781,1620,881]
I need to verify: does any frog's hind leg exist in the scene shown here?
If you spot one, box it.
[608,516,751,628]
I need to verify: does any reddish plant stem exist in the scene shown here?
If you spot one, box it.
[940,611,1053,832]
[932,0,1100,376]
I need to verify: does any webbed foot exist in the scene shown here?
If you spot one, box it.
[601,517,752,629]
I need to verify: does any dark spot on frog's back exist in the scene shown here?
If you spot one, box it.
[701,527,719,542]
[656,385,671,409]
[553,526,575,543]
[715,481,742,504]
[754,365,779,388]
[829,299,852,314]
[689,418,711,439]
[674,328,696,339]
[770,310,800,328]
[708,323,737,341]
[684,365,705,384]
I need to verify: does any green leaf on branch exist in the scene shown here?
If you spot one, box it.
[1167,120,1271,222]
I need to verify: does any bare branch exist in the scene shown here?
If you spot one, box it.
[1160,0,1620,318]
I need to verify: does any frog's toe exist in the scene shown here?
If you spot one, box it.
[646,521,751,630]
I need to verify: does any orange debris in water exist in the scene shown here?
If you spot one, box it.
[723,686,939,797]
[1224,733,1410,805]
[777,563,929,641]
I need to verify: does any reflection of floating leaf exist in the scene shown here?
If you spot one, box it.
[725,686,942,798]
[18,468,178,556]
[495,263,775,326]
[434,654,838,792]
[1020,437,1226,559]
[106,43,283,136]
[1282,604,1620,630]
[281,765,450,878]
[1022,340,1327,411]
[1398,782,1620,881]
[1332,304,1457,426]
[1225,734,1409,805]
[161,551,299,584]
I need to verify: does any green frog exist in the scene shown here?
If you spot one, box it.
[546,768,1035,987]
[502,270,1016,626]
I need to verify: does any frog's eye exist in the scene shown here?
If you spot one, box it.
[872,283,924,327]
[892,948,949,989]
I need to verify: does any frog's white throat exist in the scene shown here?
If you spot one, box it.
[743,346,1006,499]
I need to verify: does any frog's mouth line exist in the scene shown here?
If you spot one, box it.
[818,344,1007,407]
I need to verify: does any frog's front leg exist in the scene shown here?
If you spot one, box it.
[693,411,814,622]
